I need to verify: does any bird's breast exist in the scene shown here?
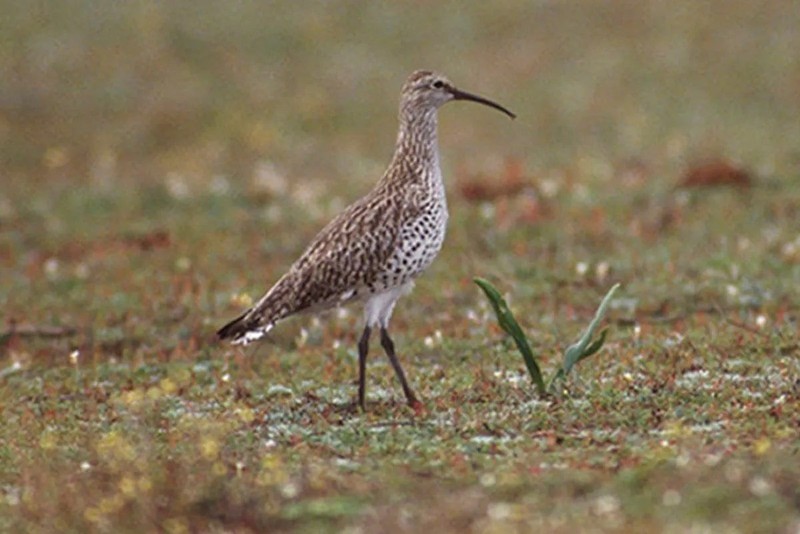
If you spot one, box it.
[368,191,448,293]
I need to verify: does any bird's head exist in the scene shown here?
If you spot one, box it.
[400,70,515,119]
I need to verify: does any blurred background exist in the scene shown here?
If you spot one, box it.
[2,0,800,353]
[2,5,799,530]
[3,0,799,192]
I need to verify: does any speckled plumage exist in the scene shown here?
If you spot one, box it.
[218,70,514,409]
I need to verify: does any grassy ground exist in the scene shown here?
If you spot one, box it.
[1,1,799,532]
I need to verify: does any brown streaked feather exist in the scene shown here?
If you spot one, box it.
[217,183,421,342]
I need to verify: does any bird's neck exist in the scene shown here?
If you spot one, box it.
[392,108,441,180]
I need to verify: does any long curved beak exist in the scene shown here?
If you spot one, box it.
[450,87,516,119]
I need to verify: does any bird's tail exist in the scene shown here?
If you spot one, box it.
[216,308,276,346]
[218,277,298,345]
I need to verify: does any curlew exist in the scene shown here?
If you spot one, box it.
[218,70,514,410]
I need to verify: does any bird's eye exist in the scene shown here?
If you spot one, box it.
[432,80,444,89]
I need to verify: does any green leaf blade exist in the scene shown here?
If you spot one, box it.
[474,278,546,396]
[562,283,620,375]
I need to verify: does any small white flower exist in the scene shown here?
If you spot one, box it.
[539,177,561,198]
[297,328,309,347]
[44,258,60,278]
[280,481,299,499]
[175,257,192,272]
[593,494,620,515]
[252,160,288,196]
[5,489,20,506]
[748,476,772,497]
[595,261,610,281]
[165,173,190,200]
[487,502,511,520]
[479,473,496,487]
[662,489,681,506]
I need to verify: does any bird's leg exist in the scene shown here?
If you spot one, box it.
[357,326,371,411]
[379,327,419,407]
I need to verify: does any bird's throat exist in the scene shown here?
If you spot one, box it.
[395,108,440,172]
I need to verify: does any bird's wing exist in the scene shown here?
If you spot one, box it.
[250,191,416,323]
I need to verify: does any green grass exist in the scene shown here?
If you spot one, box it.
[1,1,799,532]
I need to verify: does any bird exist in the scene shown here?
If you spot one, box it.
[217,70,515,410]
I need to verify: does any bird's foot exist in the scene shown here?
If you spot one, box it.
[408,397,425,416]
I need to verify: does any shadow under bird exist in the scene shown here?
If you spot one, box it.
[217,70,514,410]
